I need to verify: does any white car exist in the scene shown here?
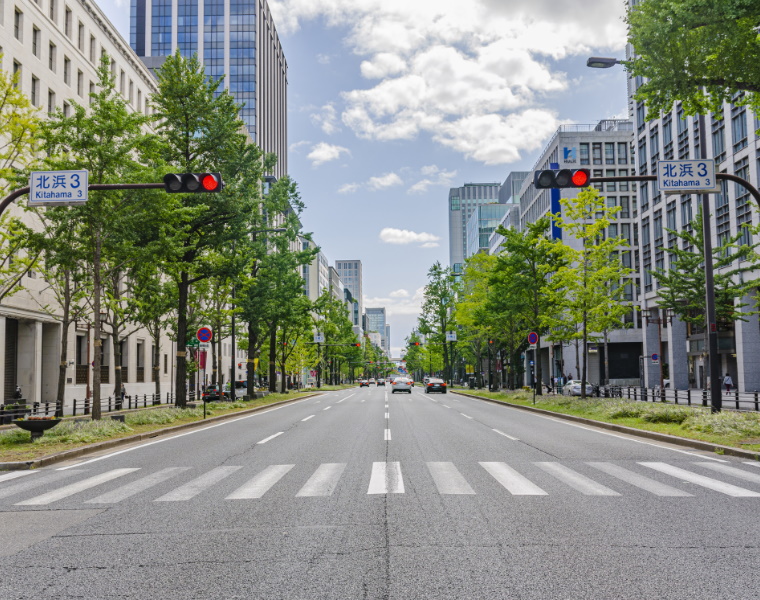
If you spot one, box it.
[564,380,593,396]
[391,377,412,393]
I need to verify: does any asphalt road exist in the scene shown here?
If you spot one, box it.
[1,385,759,599]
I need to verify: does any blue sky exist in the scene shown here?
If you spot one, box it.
[98,0,628,356]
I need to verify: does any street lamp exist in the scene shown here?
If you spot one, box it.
[587,56,722,413]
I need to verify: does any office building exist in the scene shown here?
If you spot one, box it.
[335,260,363,333]
[365,307,387,354]
[448,183,501,273]
[466,204,511,257]
[130,0,288,177]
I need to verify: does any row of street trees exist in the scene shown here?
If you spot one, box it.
[0,51,365,417]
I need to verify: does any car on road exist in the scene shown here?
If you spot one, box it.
[390,377,412,393]
[377,379,386,386]
[202,385,228,402]
[425,378,447,393]
[369,378,376,385]
[359,379,369,387]
[564,380,593,396]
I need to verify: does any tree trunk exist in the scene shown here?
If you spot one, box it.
[174,271,190,408]
[153,317,161,398]
[268,324,277,393]
[92,229,102,420]
[246,320,258,398]
[56,270,72,417]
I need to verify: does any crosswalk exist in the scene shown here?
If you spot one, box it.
[2,460,760,506]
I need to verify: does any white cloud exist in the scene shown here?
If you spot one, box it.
[316,53,332,64]
[307,142,351,166]
[408,165,457,194]
[269,0,626,165]
[310,103,340,134]
[289,140,311,153]
[338,182,360,194]
[389,289,410,298]
[367,172,403,191]
[364,286,426,318]
[420,241,440,248]
[379,228,440,245]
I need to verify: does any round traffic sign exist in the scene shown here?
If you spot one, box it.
[197,327,213,343]
[651,353,659,362]
[527,331,539,345]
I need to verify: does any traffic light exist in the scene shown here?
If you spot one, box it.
[163,172,224,193]
[533,168,591,189]
[351,343,361,347]
[411,342,421,346]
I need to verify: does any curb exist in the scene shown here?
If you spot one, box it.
[453,391,760,461]
[0,393,319,471]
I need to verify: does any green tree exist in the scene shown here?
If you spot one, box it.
[626,0,760,117]
[419,262,459,383]
[549,188,634,397]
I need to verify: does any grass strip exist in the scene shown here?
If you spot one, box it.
[457,389,760,454]
[0,393,302,463]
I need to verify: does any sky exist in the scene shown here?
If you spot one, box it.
[98,0,629,357]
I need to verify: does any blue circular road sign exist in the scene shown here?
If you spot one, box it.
[197,327,213,343]
[651,353,659,362]
[528,332,539,345]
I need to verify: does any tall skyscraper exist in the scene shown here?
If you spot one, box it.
[335,260,363,333]
[365,308,387,354]
[130,0,288,177]
[448,183,501,273]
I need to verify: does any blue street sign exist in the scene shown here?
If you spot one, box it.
[29,170,89,206]
[197,327,213,343]
[528,332,539,345]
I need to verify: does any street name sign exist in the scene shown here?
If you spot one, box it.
[313,333,325,343]
[29,170,88,206]
[445,331,457,342]
[657,160,718,194]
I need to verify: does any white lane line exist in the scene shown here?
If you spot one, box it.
[537,462,620,496]
[56,401,298,470]
[323,406,332,411]
[86,467,191,504]
[460,413,473,419]
[257,432,284,444]
[16,468,140,505]
[385,412,390,419]
[226,465,294,499]
[0,470,84,500]
[492,428,519,441]
[587,462,691,497]
[640,462,760,497]
[480,462,547,495]
[301,415,315,422]
[361,399,366,403]
[155,466,242,502]
[427,462,475,495]
[0,472,36,484]
[693,462,760,485]
[744,462,760,468]
[384,429,392,441]
[368,461,404,494]
[314,401,321,404]
[296,463,346,497]
[442,404,451,408]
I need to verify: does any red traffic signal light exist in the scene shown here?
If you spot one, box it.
[163,172,224,194]
[351,343,361,347]
[411,342,421,346]
[533,168,591,189]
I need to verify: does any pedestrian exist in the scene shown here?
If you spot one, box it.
[723,373,733,393]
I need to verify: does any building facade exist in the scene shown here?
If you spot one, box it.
[365,307,387,354]
[130,0,288,177]
[335,260,363,334]
[516,120,641,386]
[466,203,511,257]
[448,183,502,273]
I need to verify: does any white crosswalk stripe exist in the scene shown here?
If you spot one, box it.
[155,466,241,502]
[427,462,475,495]
[480,462,547,495]
[640,462,760,497]
[3,461,760,505]
[296,463,346,497]
[16,468,140,505]
[587,462,691,497]
[368,461,404,494]
[86,467,191,504]
[695,462,760,485]
[537,462,620,496]
[0,471,36,484]
[226,465,294,499]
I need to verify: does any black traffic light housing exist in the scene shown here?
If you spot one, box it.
[163,172,224,193]
[533,168,591,189]
[351,343,361,347]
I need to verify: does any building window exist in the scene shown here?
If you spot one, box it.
[617,142,628,165]
[638,138,647,172]
[735,157,751,246]
[30,75,39,106]
[618,169,629,192]
[640,182,649,212]
[128,80,133,105]
[49,42,56,71]
[64,6,72,37]
[63,56,70,85]
[137,89,142,113]
[78,21,84,50]
[62,100,70,116]
[32,26,40,56]
[592,143,602,165]
[605,142,615,165]
[732,107,748,153]
[605,169,616,192]
[77,69,83,96]
[450,195,460,211]
[712,116,726,165]
[89,34,96,63]
[12,61,21,88]
[620,196,630,219]
[14,9,22,41]
[47,89,55,114]
[49,0,57,21]
[579,143,589,165]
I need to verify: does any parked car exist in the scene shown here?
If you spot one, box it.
[359,379,370,387]
[202,385,228,402]
[425,378,447,393]
[225,381,248,399]
[391,377,412,394]
[564,380,593,396]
